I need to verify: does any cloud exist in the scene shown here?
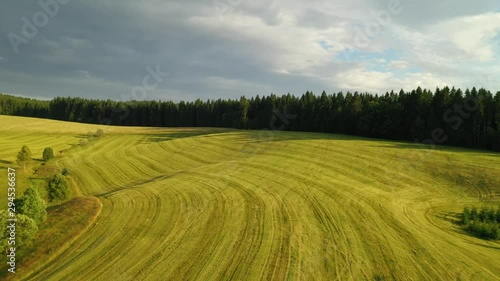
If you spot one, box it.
[334,68,395,92]
[387,60,408,70]
[102,43,139,57]
[187,13,348,75]
[331,67,449,93]
[391,12,500,64]
[384,12,500,91]
[442,13,500,62]
[0,1,498,102]
[77,70,91,79]
[201,76,273,95]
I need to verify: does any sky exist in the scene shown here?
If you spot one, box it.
[0,0,499,102]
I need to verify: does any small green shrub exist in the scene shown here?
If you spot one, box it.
[47,173,71,202]
[42,147,54,161]
[61,167,70,176]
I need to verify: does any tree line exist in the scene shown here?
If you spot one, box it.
[1,86,499,151]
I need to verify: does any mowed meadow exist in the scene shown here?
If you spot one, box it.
[1,115,500,281]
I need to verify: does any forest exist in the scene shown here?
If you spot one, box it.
[1,86,499,151]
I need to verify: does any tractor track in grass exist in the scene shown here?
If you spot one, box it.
[1,116,499,280]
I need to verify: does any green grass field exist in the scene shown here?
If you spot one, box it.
[1,115,499,280]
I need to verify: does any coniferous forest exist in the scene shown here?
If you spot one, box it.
[1,86,499,151]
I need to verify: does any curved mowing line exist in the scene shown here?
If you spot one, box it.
[1,119,497,281]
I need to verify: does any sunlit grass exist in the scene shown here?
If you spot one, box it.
[0,115,499,280]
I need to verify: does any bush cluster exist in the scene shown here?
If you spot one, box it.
[461,206,500,240]
[81,129,105,146]
[3,146,72,254]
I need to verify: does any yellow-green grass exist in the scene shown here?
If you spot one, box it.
[0,115,499,280]
[0,197,101,280]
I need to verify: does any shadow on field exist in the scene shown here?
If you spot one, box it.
[75,134,91,139]
[369,143,500,157]
[0,159,12,170]
[68,126,500,157]
[436,211,462,225]
[137,129,232,144]
[437,211,500,247]
[248,130,500,156]
[95,173,175,198]
[471,242,500,250]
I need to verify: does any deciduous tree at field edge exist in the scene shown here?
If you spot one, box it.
[16,145,32,172]
[0,211,38,254]
[17,186,47,224]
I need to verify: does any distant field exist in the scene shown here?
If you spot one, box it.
[0,115,499,280]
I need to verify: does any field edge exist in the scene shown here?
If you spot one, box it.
[1,196,102,281]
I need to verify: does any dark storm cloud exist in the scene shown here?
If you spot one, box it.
[0,0,498,101]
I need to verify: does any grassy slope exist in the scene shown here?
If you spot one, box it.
[0,115,499,281]
[0,197,101,280]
